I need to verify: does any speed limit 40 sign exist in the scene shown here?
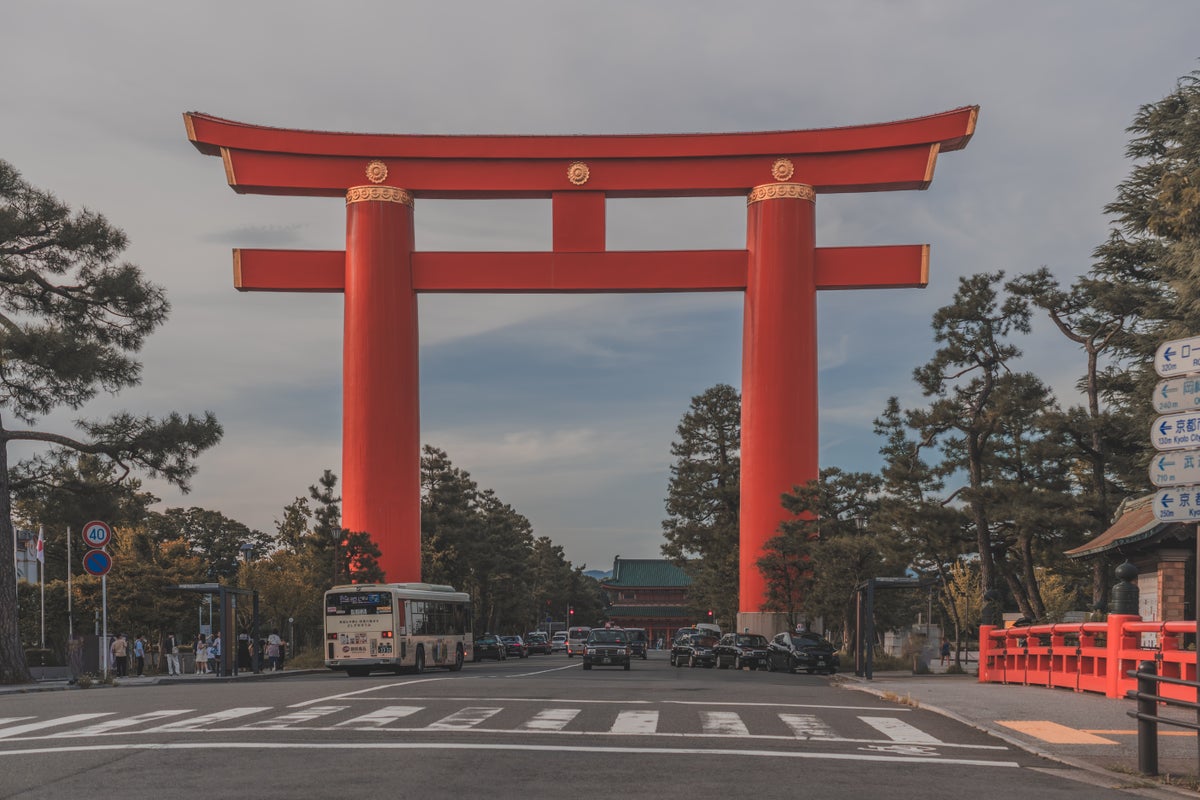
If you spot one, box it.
[82,520,112,549]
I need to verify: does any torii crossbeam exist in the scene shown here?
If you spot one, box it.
[185,107,977,627]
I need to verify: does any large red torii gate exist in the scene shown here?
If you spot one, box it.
[185,107,976,625]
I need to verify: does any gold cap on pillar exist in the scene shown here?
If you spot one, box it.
[346,186,414,206]
[747,183,815,205]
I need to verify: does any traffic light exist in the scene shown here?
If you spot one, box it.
[707,609,714,621]
[569,606,575,618]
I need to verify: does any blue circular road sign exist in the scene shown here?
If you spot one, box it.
[82,549,112,577]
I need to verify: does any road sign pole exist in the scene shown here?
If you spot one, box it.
[101,574,108,679]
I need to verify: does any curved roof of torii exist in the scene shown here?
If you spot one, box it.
[184,106,978,199]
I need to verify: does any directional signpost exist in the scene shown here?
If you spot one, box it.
[1154,376,1200,414]
[1156,336,1200,377]
[1152,337,1200,681]
[1150,451,1200,487]
[1151,412,1200,452]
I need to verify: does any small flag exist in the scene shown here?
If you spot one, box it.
[36,528,44,564]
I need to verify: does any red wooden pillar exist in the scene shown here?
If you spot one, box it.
[740,184,818,613]
[343,185,420,583]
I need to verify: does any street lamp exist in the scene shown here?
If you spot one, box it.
[239,542,260,673]
[239,542,254,564]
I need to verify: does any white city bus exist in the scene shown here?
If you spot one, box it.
[324,583,472,676]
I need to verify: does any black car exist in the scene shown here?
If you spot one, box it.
[501,635,528,658]
[624,628,649,659]
[766,631,840,674]
[582,628,631,670]
[671,633,718,668]
[473,633,507,662]
[714,633,770,670]
[524,633,552,655]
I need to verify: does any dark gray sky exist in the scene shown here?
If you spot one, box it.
[3,1,1198,570]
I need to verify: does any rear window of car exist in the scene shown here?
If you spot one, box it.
[625,629,647,641]
[737,635,768,647]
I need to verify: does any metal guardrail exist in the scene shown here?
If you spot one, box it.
[1126,660,1200,776]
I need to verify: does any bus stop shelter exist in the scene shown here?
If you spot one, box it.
[171,582,261,675]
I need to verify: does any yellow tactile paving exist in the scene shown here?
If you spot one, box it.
[996,720,1119,744]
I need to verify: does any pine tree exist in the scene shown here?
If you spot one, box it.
[0,161,222,684]
[661,384,741,624]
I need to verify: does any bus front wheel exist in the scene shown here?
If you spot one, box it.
[414,646,426,675]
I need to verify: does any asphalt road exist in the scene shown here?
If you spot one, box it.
[0,652,1183,799]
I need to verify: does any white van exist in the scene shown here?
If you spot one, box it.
[566,626,591,658]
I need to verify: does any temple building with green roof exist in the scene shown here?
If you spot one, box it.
[600,556,696,647]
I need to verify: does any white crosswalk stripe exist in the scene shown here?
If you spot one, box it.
[244,706,348,729]
[518,708,581,731]
[150,707,271,731]
[427,707,502,730]
[337,706,424,728]
[859,715,943,744]
[0,704,957,748]
[0,713,111,738]
[779,713,837,739]
[53,710,192,737]
[700,711,749,736]
[610,710,659,734]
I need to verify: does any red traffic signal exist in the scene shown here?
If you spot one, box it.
[569,606,574,616]
[707,610,714,619]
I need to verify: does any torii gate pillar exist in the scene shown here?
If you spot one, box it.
[343,187,420,577]
[184,106,977,621]
[741,184,817,614]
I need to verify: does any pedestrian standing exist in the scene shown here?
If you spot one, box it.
[940,637,951,666]
[267,629,282,671]
[195,633,209,674]
[210,631,223,677]
[133,634,146,676]
[110,633,129,677]
[165,632,181,676]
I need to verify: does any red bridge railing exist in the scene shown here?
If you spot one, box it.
[978,615,1199,700]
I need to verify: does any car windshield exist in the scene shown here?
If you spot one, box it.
[737,635,768,647]
[794,633,833,648]
[692,636,718,647]
[589,631,626,644]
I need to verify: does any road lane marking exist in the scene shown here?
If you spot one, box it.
[996,721,1118,744]
[859,716,942,744]
[368,696,901,710]
[0,714,111,739]
[337,706,424,728]
[427,707,502,730]
[779,713,837,739]
[246,706,349,729]
[0,741,1021,767]
[52,710,192,737]
[149,708,271,731]
[611,710,659,734]
[700,711,749,736]
[519,708,581,731]
[289,678,453,708]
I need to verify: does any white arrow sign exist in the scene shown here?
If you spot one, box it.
[1149,450,1200,487]
[1153,486,1200,522]
[1154,376,1200,414]
[1155,336,1200,377]
[1151,412,1200,451]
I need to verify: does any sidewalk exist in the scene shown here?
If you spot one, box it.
[0,667,321,694]
[838,667,1200,793]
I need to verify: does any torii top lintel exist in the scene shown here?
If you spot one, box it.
[184,107,977,198]
[184,107,976,294]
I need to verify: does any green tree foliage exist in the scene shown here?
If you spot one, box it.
[150,507,270,583]
[0,161,222,683]
[661,384,740,625]
[907,272,1031,597]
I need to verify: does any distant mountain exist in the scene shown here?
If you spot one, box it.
[584,569,611,581]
